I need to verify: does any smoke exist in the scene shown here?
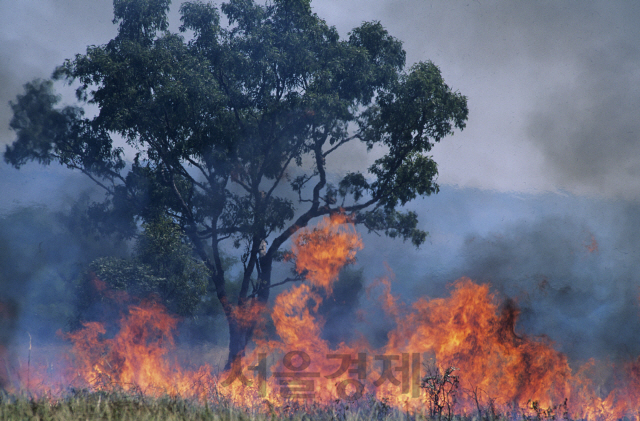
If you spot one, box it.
[0,2,114,146]
[3,1,640,198]
[352,0,640,197]
[377,188,640,364]
[527,23,640,198]
[453,215,632,361]
[0,196,128,368]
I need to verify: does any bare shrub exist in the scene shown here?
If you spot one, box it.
[421,361,459,420]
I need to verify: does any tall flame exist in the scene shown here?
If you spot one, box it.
[290,213,363,293]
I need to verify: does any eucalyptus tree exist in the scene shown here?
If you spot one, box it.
[5,0,468,365]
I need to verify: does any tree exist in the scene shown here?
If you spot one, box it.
[72,216,209,330]
[4,0,468,367]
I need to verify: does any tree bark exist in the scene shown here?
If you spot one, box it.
[223,255,273,370]
[227,318,251,369]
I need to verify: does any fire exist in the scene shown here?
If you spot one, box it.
[386,280,579,412]
[252,214,367,403]
[290,213,363,293]
[10,299,216,399]
[64,300,214,397]
[9,215,640,419]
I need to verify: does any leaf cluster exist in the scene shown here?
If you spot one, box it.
[73,216,209,327]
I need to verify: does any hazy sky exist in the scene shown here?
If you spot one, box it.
[2,0,639,200]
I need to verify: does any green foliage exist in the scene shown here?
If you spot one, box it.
[136,217,209,287]
[5,0,467,252]
[359,208,427,247]
[0,393,220,421]
[113,0,171,43]
[5,79,125,180]
[0,390,578,421]
[0,391,365,421]
[74,217,208,326]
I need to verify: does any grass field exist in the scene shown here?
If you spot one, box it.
[0,390,577,421]
[0,392,436,421]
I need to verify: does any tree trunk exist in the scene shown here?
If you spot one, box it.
[223,255,273,370]
[256,255,272,302]
[226,319,252,370]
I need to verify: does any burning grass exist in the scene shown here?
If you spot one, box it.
[3,287,640,420]
[6,215,640,420]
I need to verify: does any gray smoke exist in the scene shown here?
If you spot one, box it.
[0,172,128,375]
[4,1,639,197]
[456,215,639,361]
[365,1,640,198]
[391,190,640,363]
[527,29,640,197]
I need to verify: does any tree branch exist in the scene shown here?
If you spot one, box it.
[248,274,305,298]
[322,133,360,158]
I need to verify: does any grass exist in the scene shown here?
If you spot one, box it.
[0,392,434,421]
[0,391,586,421]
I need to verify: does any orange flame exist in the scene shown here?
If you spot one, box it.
[63,300,214,398]
[290,213,363,293]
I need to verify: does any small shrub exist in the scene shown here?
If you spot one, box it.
[421,361,459,420]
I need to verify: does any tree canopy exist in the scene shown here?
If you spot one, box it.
[5,0,468,364]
